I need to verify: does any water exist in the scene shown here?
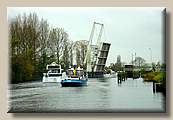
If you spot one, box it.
[8,76,165,112]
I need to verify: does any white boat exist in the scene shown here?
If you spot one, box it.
[42,62,63,82]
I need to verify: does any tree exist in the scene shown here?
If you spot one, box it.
[37,18,50,73]
[26,13,40,62]
[68,41,73,67]
[61,32,70,70]
[73,40,88,67]
[133,56,146,68]
[76,47,81,66]
[48,28,66,64]
[10,12,75,83]
[10,13,40,82]
[80,40,88,66]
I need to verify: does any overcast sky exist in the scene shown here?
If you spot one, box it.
[7,7,165,66]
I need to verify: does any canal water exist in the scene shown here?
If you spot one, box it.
[8,75,165,112]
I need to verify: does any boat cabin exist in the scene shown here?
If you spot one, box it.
[67,67,85,79]
[46,62,62,77]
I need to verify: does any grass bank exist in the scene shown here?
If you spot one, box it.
[143,72,166,93]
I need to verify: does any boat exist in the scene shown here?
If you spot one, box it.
[42,62,63,82]
[61,66,88,87]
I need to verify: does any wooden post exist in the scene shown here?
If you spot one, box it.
[153,81,156,93]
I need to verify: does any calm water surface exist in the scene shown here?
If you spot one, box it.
[8,76,165,112]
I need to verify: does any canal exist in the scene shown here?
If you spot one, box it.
[8,76,165,112]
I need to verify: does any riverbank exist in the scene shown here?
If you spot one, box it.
[142,72,166,93]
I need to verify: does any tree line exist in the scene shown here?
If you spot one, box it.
[10,13,87,83]
[105,55,165,73]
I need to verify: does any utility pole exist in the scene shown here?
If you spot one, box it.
[132,53,133,65]
[134,52,136,66]
[149,48,152,71]
[149,48,152,64]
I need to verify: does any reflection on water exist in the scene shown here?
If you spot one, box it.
[8,76,165,112]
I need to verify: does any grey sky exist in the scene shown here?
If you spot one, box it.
[7,7,165,66]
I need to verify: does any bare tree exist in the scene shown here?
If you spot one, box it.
[73,40,88,66]
[133,57,146,67]
[61,32,70,69]
[80,40,88,66]
[37,18,50,71]
[39,19,49,54]
[68,40,73,67]
[48,28,65,64]
[76,47,81,66]
[27,13,40,62]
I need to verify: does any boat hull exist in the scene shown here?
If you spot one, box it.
[42,76,62,82]
[61,79,87,87]
[87,72,104,78]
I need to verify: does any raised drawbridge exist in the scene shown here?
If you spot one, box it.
[84,22,111,78]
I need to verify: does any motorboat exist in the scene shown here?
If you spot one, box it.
[42,62,63,82]
[61,66,88,87]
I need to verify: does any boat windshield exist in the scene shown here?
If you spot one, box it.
[77,70,84,76]
[48,65,60,69]
[48,69,60,73]
[67,70,84,77]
